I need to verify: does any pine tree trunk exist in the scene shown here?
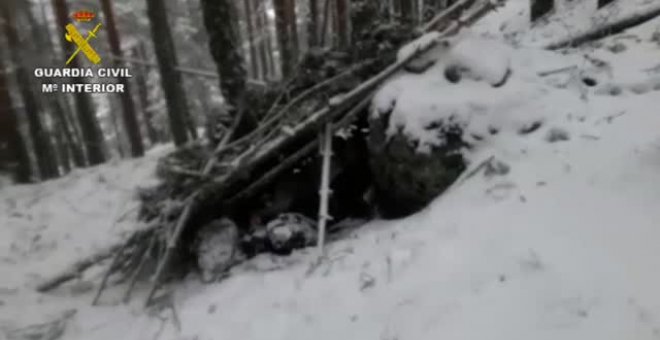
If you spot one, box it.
[145,0,191,146]
[243,0,259,78]
[320,0,332,46]
[308,0,319,48]
[52,0,106,165]
[0,52,32,183]
[400,0,415,22]
[51,96,83,169]
[54,119,71,174]
[273,0,295,77]
[261,5,276,78]
[285,0,300,60]
[100,0,145,157]
[335,0,350,49]
[22,0,86,168]
[2,2,59,180]
[201,0,257,138]
[132,44,160,145]
[254,0,270,80]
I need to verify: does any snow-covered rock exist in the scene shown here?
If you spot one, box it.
[195,218,240,282]
[265,213,316,255]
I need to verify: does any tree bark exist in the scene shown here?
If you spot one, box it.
[308,0,319,47]
[2,2,59,180]
[399,0,415,22]
[335,0,350,48]
[254,0,271,80]
[0,52,32,183]
[285,0,300,60]
[100,0,145,157]
[145,0,191,146]
[52,0,106,165]
[273,0,295,77]
[243,0,260,78]
[201,0,257,138]
[132,44,160,145]
[21,0,86,168]
[260,4,276,79]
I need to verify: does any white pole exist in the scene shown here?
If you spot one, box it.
[317,122,333,256]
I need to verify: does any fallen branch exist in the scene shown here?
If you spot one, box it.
[35,227,151,292]
[546,5,660,49]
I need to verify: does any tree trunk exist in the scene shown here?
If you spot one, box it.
[285,0,300,60]
[0,52,32,183]
[201,0,257,138]
[243,0,259,78]
[52,0,106,165]
[307,0,319,48]
[132,44,160,145]
[100,0,145,157]
[145,0,191,146]
[335,0,350,49]
[2,2,59,180]
[254,0,270,80]
[21,0,86,168]
[320,0,332,46]
[399,0,415,22]
[261,4,276,79]
[273,0,295,77]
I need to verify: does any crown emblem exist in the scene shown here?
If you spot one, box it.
[72,10,95,22]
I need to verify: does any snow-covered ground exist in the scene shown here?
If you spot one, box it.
[2,3,660,340]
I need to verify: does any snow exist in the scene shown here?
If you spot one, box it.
[3,5,660,340]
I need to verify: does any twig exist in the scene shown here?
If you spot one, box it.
[537,65,578,77]
[91,242,129,306]
[123,234,157,303]
[316,121,333,257]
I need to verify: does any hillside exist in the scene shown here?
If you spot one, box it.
[2,2,660,340]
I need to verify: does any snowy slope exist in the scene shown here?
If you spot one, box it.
[2,7,660,340]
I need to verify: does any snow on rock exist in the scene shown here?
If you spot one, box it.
[475,0,660,48]
[373,34,580,159]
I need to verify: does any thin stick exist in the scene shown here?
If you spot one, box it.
[91,242,128,306]
[316,122,333,256]
[123,234,157,303]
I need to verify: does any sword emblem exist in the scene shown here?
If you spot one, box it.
[65,23,102,65]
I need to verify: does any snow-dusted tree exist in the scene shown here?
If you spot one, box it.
[273,0,297,77]
[145,0,191,146]
[201,0,257,138]
[100,0,145,157]
[0,45,32,183]
[52,0,107,165]
[1,1,59,179]
[307,0,320,47]
[243,0,260,78]
[19,0,85,169]
[335,0,351,48]
[255,0,275,79]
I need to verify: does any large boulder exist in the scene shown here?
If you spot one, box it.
[367,108,467,218]
[194,218,240,282]
[367,35,518,218]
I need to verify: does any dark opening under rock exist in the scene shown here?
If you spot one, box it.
[368,110,467,219]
